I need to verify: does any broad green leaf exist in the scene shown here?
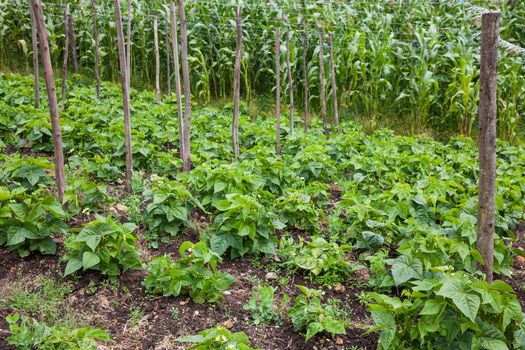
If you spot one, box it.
[391,255,423,286]
[437,278,480,322]
[64,258,83,276]
[83,252,100,270]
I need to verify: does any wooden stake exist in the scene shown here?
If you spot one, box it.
[165,16,171,96]
[61,2,70,112]
[327,32,339,132]
[275,26,281,156]
[92,0,100,99]
[319,28,328,136]
[31,0,66,202]
[232,5,242,158]
[29,1,40,108]
[114,0,133,191]
[154,16,161,103]
[126,0,132,90]
[285,28,294,133]
[170,2,184,160]
[302,20,309,132]
[179,0,192,172]
[67,13,79,73]
[477,12,501,283]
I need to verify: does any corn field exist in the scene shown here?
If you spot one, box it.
[0,0,524,141]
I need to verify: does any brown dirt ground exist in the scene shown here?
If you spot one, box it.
[0,232,378,350]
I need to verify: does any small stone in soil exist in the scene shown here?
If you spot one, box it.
[222,320,234,329]
[265,272,278,280]
[334,285,346,293]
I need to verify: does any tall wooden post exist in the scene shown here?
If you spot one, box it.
[67,14,79,73]
[126,0,132,90]
[327,32,339,132]
[319,28,327,136]
[232,5,242,158]
[114,0,133,191]
[31,0,66,202]
[477,12,501,283]
[170,2,184,160]
[302,21,309,132]
[275,26,281,156]
[154,16,161,103]
[286,28,294,133]
[61,2,70,112]
[179,0,192,172]
[165,16,172,96]
[92,0,100,99]
[29,1,40,108]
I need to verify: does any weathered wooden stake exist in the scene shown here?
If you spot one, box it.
[232,5,242,158]
[327,32,339,132]
[61,2,70,112]
[67,13,79,73]
[275,26,281,156]
[170,2,184,160]
[154,16,161,103]
[31,0,66,202]
[179,0,192,172]
[477,12,501,283]
[165,16,172,96]
[302,21,309,132]
[92,0,100,99]
[285,28,294,133]
[126,0,132,90]
[114,0,133,191]
[319,28,328,136]
[29,1,40,108]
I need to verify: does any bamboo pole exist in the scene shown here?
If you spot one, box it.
[61,2,70,112]
[285,28,294,133]
[165,16,172,96]
[327,32,339,132]
[302,20,309,132]
[477,12,501,283]
[232,5,242,158]
[126,0,132,90]
[154,16,161,103]
[67,13,79,73]
[92,0,100,99]
[179,0,192,172]
[29,1,40,108]
[31,0,66,202]
[275,25,281,156]
[114,0,133,191]
[319,28,328,136]
[170,2,184,160]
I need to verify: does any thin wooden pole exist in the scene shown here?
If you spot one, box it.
[285,28,294,133]
[319,28,328,136]
[232,5,242,158]
[31,0,66,202]
[165,16,172,96]
[114,0,133,191]
[61,2,70,112]
[154,16,161,103]
[327,32,339,132]
[170,2,184,160]
[477,12,501,283]
[67,13,79,73]
[302,20,309,132]
[275,25,281,156]
[29,1,40,109]
[126,0,132,90]
[179,0,192,172]
[92,0,100,99]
